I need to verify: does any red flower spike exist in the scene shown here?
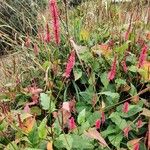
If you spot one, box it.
[49,0,60,45]
[25,35,31,48]
[64,50,75,78]
[44,23,51,43]
[123,126,130,138]
[33,44,39,56]
[108,55,117,81]
[136,119,143,128]
[101,112,106,124]
[121,59,128,73]
[138,44,148,68]
[24,104,30,113]
[133,143,140,150]
[69,117,76,130]
[95,119,101,129]
[123,102,129,113]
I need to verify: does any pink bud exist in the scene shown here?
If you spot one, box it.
[136,119,143,128]
[69,117,76,130]
[138,44,148,68]
[108,55,117,81]
[123,102,129,113]
[64,50,76,78]
[44,23,51,43]
[133,143,140,150]
[121,60,128,73]
[123,126,130,138]
[95,119,101,129]
[33,43,39,56]
[25,35,31,48]
[24,104,30,113]
[101,112,105,124]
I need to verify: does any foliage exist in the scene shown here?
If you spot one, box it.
[0,0,150,150]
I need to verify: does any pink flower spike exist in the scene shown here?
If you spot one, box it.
[108,55,117,81]
[121,60,128,73]
[123,126,130,138]
[123,102,129,113]
[133,143,140,150]
[33,43,39,56]
[24,104,30,113]
[136,119,143,128]
[25,35,31,48]
[64,50,76,78]
[95,119,101,129]
[101,112,106,124]
[138,44,148,68]
[125,25,131,41]
[69,117,76,130]
[44,23,51,43]
[49,0,60,45]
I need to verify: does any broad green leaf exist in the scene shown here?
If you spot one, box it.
[87,111,101,126]
[5,141,19,150]
[28,124,39,146]
[100,72,109,88]
[117,104,142,118]
[128,65,137,72]
[74,68,82,81]
[108,133,123,149]
[129,83,137,96]
[38,117,47,139]
[101,125,120,138]
[40,93,55,111]
[77,109,86,124]
[109,112,127,130]
[141,108,150,117]
[72,135,94,150]
[54,134,73,150]
[98,91,119,99]
[31,106,41,116]
[115,42,129,54]
[40,93,50,110]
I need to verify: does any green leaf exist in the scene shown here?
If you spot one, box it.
[72,135,94,150]
[31,106,41,116]
[115,42,129,54]
[100,72,109,88]
[40,93,55,111]
[109,112,127,130]
[108,133,123,149]
[54,134,73,150]
[87,111,101,126]
[129,83,137,96]
[40,93,50,110]
[77,109,86,124]
[5,141,19,150]
[38,117,47,139]
[28,124,39,146]
[98,91,120,99]
[128,65,137,72]
[74,68,82,81]
[117,104,142,118]
[101,125,120,138]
